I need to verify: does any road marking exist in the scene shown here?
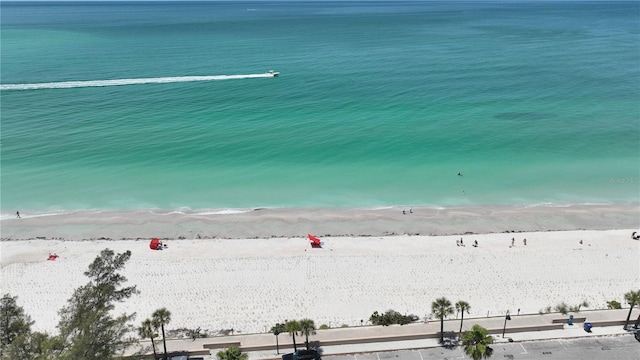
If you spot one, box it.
[376,353,381,360]
[558,339,568,351]
[418,350,424,360]
[520,343,528,354]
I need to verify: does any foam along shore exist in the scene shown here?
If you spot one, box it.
[1,229,639,336]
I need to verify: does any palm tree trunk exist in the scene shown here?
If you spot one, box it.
[292,333,297,352]
[149,335,158,359]
[440,317,444,343]
[275,334,280,354]
[161,323,168,360]
[459,312,465,334]
[305,333,309,350]
[624,304,634,330]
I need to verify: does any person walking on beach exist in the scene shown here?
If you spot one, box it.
[523,238,527,246]
[16,211,21,219]
[511,237,515,246]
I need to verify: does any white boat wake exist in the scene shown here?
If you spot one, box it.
[0,73,278,91]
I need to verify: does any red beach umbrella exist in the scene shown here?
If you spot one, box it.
[308,234,322,248]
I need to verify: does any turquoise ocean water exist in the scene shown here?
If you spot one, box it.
[1,1,639,218]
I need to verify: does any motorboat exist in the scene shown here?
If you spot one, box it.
[267,70,280,77]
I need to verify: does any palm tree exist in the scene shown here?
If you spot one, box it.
[462,324,494,360]
[299,318,316,350]
[623,290,640,329]
[285,319,301,352]
[216,346,248,360]
[152,308,172,360]
[456,301,471,334]
[137,318,158,360]
[432,297,454,344]
[270,323,286,354]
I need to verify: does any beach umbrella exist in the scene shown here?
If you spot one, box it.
[308,234,322,248]
[150,238,160,250]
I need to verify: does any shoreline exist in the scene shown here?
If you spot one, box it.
[1,202,638,241]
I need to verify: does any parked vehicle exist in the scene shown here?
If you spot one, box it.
[282,349,320,360]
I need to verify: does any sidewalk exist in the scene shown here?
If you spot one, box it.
[122,308,639,359]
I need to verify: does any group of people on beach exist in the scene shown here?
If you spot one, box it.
[402,208,413,215]
[457,238,478,247]
[510,237,527,247]
[456,236,533,248]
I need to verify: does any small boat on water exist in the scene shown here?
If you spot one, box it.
[267,70,280,77]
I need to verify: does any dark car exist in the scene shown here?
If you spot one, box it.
[282,349,320,360]
[634,328,640,342]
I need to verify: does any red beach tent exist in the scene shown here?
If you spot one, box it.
[150,238,160,250]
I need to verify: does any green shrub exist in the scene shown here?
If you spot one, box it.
[554,302,569,315]
[369,310,416,326]
[607,300,622,309]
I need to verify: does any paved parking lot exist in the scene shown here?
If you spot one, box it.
[322,335,640,360]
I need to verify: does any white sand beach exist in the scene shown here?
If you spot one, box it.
[2,205,639,337]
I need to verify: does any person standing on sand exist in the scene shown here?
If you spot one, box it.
[16,211,21,219]
[511,237,515,246]
[523,238,527,246]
